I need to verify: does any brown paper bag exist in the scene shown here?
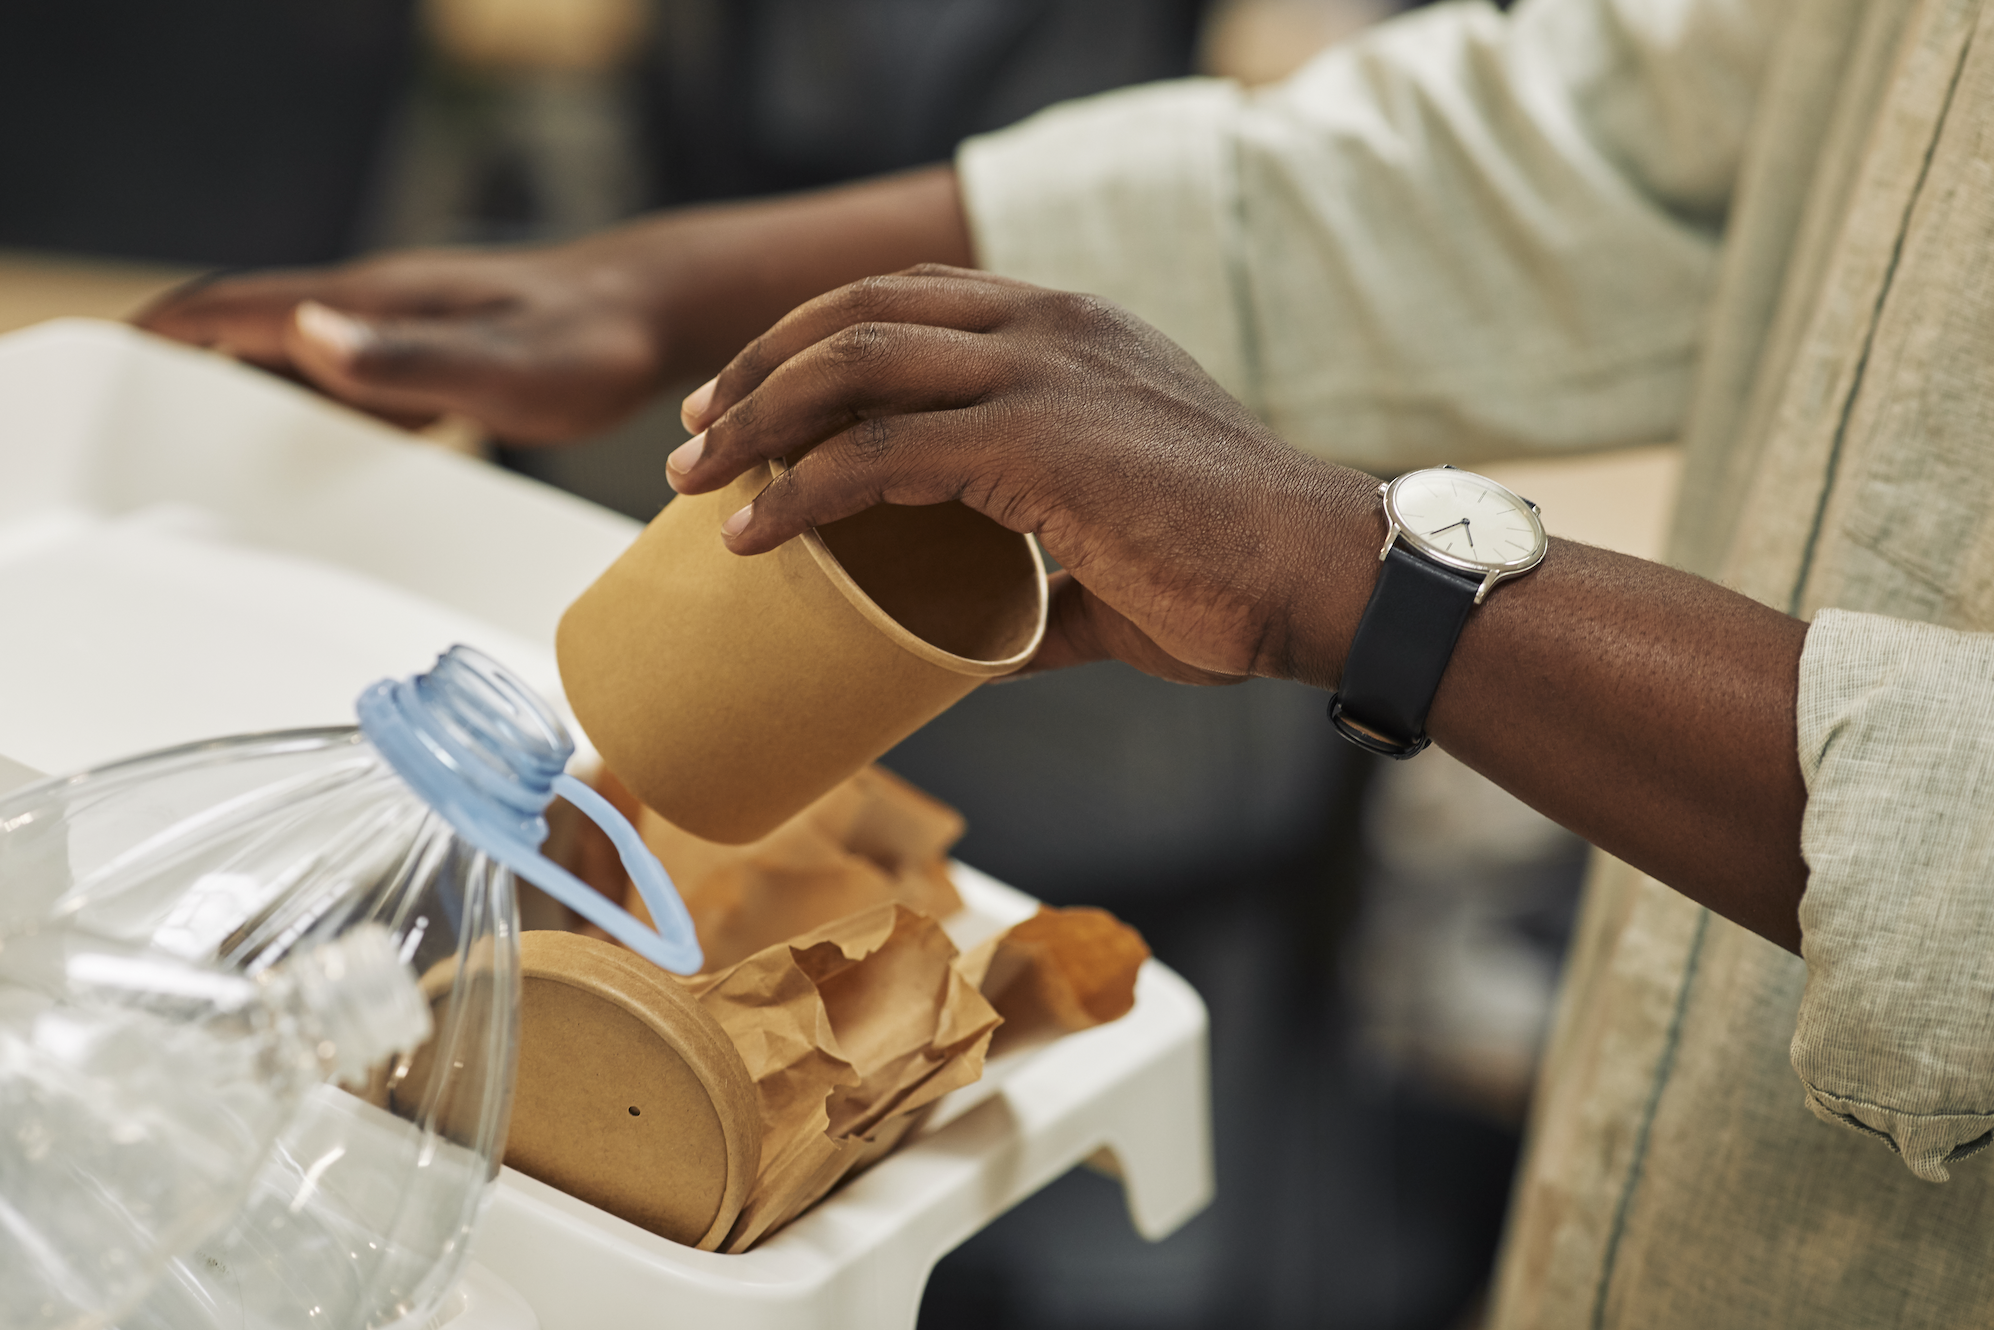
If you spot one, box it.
[496,899,1153,1251]
[529,766,1153,1251]
[962,906,1152,1056]
[683,903,1001,1252]
[643,766,963,972]
[550,764,965,971]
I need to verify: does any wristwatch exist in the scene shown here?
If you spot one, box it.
[1328,465,1547,758]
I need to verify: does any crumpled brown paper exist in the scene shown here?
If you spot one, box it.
[962,905,1151,1056]
[549,764,962,972]
[542,764,1152,1250]
[683,902,1000,1252]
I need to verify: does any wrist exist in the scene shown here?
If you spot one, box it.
[1250,462,1390,689]
[560,216,705,381]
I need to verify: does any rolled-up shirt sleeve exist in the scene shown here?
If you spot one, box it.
[958,0,1781,472]
[1794,609,1994,1181]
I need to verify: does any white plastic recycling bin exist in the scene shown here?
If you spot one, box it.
[0,319,1215,1330]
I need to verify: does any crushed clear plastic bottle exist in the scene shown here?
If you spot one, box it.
[0,646,698,1330]
[0,923,429,1330]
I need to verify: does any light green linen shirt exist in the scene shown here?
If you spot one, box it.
[958,0,1994,1322]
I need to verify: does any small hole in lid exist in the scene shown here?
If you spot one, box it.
[628,1106,641,1116]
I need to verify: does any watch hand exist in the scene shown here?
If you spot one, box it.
[1427,518,1477,549]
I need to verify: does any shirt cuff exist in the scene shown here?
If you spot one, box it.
[1794,609,1994,1181]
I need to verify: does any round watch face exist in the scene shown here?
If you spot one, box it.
[1384,468,1547,575]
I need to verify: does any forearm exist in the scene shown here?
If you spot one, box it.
[590,165,974,381]
[1443,542,1808,950]
[668,269,1811,953]
[1277,469,1810,951]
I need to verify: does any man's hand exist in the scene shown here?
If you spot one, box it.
[668,266,1379,687]
[137,243,670,442]
[135,164,976,444]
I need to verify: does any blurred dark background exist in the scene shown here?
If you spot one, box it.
[0,1,420,266]
[0,4,1583,1327]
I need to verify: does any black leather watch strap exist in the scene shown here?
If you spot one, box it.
[1328,545,1483,758]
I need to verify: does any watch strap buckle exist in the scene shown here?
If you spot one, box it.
[1326,695,1430,759]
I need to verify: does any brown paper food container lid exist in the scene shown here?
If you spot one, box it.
[503,931,762,1251]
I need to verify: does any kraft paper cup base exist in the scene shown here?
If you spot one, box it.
[504,931,761,1251]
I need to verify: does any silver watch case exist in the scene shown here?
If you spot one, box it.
[1377,466,1548,604]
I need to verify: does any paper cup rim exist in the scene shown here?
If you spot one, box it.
[770,459,1049,677]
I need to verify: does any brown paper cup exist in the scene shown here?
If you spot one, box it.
[557,461,1048,844]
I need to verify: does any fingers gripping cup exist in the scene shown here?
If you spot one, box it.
[557,460,1049,844]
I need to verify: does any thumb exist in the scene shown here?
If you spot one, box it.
[1014,571,1248,687]
[285,300,511,428]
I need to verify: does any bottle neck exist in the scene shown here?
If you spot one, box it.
[356,645,703,975]
[356,645,573,865]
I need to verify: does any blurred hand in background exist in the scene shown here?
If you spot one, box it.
[136,165,973,442]
[138,244,662,440]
